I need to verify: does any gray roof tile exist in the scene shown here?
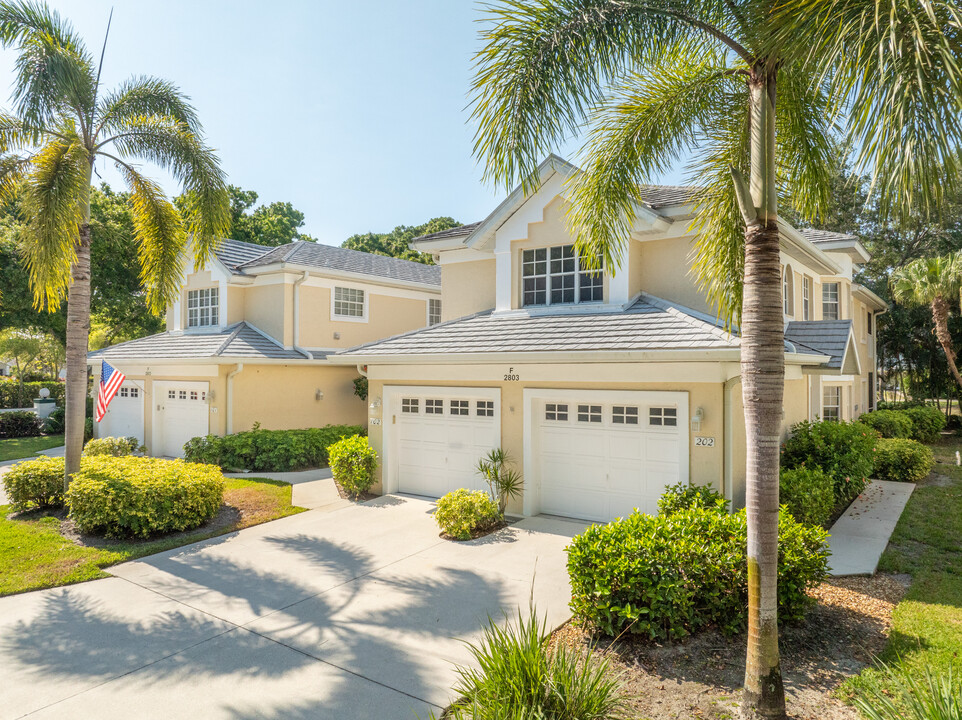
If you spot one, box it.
[798,228,860,244]
[784,320,853,369]
[414,222,482,243]
[213,239,275,271]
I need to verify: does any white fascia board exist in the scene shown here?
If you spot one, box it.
[88,355,328,367]
[778,220,843,275]
[436,247,494,264]
[240,263,441,294]
[813,239,871,263]
[334,348,745,365]
[410,234,474,253]
[853,284,888,310]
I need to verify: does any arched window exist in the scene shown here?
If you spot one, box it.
[782,265,795,316]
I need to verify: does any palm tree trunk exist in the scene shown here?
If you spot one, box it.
[741,71,787,720]
[63,223,92,489]
[931,295,962,392]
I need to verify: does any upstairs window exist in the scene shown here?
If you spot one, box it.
[522,244,603,307]
[428,298,441,326]
[333,287,365,318]
[822,282,840,320]
[802,276,812,320]
[782,265,794,316]
[867,311,873,335]
[187,288,218,327]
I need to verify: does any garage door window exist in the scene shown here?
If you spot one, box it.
[577,404,602,423]
[477,400,494,417]
[425,399,443,414]
[649,407,677,427]
[612,406,639,424]
[545,403,568,421]
[119,387,138,398]
[401,398,419,413]
[450,400,469,416]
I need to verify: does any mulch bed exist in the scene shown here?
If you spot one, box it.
[550,573,909,719]
[439,519,509,542]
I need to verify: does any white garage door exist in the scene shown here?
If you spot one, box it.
[152,381,210,458]
[389,387,500,498]
[97,383,145,444]
[532,391,688,522]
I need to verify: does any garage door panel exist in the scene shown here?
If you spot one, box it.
[646,436,680,463]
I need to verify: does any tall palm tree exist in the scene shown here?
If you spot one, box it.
[470,1,962,717]
[0,1,230,486]
[891,255,962,391]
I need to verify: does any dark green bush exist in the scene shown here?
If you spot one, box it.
[779,466,835,527]
[67,457,224,538]
[328,434,378,497]
[781,420,876,508]
[858,410,914,439]
[2,456,65,511]
[42,407,65,434]
[566,506,829,640]
[183,423,366,471]
[0,379,65,409]
[901,405,946,443]
[0,410,42,438]
[876,400,923,411]
[873,438,935,483]
[658,481,728,515]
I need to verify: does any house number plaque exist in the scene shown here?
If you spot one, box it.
[694,436,715,447]
[504,367,520,382]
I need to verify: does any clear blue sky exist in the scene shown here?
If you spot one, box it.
[0,1,683,246]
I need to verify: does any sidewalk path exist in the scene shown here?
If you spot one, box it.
[827,479,914,576]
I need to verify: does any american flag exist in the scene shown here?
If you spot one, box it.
[95,361,126,422]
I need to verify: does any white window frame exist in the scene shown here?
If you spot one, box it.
[521,244,604,307]
[782,265,795,317]
[187,287,219,328]
[822,282,840,320]
[427,298,442,326]
[802,276,812,320]
[822,385,841,422]
[331,286,368,323]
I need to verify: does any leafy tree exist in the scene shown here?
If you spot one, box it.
[470,1,961,716]
[342,216,461,264]
[0,327,42,397]
[216,184,315,247]
[0,1,230,486]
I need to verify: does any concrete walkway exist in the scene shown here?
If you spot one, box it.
[224,468,348,511]
[827,479,915,576]
[0,495,582,720]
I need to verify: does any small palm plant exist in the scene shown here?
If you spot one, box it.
[477,448,523,514]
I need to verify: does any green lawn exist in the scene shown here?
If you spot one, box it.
[0,434,64,462]
[0,476,306,596]
[840,437,962,703]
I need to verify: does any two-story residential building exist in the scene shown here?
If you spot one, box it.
[337,155,886,522]
[88,239,441,457]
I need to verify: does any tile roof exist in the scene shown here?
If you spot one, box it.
[234,240,441,286]
[784,320,853,369]
[637,185,699,208]
[415,222,482,243]
[88,322,309,361]
[337,296,738,357]
[213,238,274,271]
[798,228,860,244]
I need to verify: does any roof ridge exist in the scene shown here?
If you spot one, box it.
[214,322,247,356]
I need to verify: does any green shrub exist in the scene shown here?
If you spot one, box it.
[781,420,876,508]
[658,481,728,515]
[859,410,914,439]
[0,410,42,438]
[2,456,65,511]
[873,438,935,483]
[327,434,378,498]
[0,379,64,409]
[779,466,835,527]
[67,456,224,538]
[182,423,365,471]
[352,375,368,401]
[876,400,923,411]
[448,610,628,720]
[435,489,501,540]
[902,405,947,443]
[566,506,829,640]
[83,436,142,457]
[42,407,65,434]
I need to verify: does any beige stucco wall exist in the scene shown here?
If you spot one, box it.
[296,286,430,349]
[441,260,496,320]
[244,283,290,345]
[230,364,366,432]
[634,237,712,314]
[226,286,246,325]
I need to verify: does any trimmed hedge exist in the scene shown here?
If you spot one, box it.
[435,488,501,540]
[183,424,366,471]
[779,466,835,527]
[901,405,946,443]
[658,481,728,515]
[873,438,935,483]
[781,420,876,509]
[328,435,378,497]
[858,410,914,439]
[0,378,64,409]
[0,410,42,438]
[83,436,142,457]
[67,457,225,538]
[2,456,65,511]
[566,506,829,640]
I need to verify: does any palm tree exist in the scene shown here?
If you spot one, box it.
[0,1,229,486]
[470,1,962,717]
[891,255,962,392]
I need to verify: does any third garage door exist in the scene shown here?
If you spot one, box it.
[532,391,689,522]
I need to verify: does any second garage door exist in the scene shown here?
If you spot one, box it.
[389,387,500,499]
[530,390,689,522]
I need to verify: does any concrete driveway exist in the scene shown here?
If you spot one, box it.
[0,495,583,719]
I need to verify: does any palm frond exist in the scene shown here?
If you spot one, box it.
[19,133,89,311]
[890,253,962,307]
[96,76,201,137]
[113,161,186,313]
